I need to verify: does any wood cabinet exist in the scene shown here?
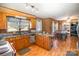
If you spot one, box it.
[35,34,52,50]
[6,35,30,52]
[21,35,30,48]
[29,17,36,29]
[0,12,7,30]
[43,35,52,50]
[42,18,52,34]
[35,35,44,47]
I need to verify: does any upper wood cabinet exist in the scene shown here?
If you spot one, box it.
[42,18,52,34]
[0,12,7,29]
[29,17,36,29]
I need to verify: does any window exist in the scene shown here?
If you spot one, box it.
[20,19,30,31]
[36,19,42,32]
[7,17,19,32]
[7,16,30,32]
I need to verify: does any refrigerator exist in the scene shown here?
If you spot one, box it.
[77,19,79,49]
[77,24,79,38]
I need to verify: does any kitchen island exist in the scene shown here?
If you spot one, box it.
[35,33,53,50]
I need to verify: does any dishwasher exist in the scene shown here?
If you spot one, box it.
[30,33,35,44]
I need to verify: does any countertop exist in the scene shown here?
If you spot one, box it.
[0,32,30,40]
[35,33,54,37]
[0,32,54,40]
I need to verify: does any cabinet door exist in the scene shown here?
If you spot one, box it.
[40,35,44,47]
[22,35,30,48]
[19,39,25,49]
[30,18,36,29]
[35,35,40,46]
[43,19,52,33]
[13,39,20,51]
[43,36,52,50]
[0,13,6,29]
[35,35,44,47]
[43,36,48,49]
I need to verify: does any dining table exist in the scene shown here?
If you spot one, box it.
[55,30,68,40]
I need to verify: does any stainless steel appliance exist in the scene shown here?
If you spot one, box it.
[77,22,79,38]
[0,40,15,56]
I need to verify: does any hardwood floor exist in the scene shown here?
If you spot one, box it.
[16,36,78,56]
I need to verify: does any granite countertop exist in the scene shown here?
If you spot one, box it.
[0,32,54,40]
[0,32,30,40]
[36,33,54,37]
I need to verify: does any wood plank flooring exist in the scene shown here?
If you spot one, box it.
[16,36,78,56]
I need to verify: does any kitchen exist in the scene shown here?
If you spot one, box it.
[0,3,79,56]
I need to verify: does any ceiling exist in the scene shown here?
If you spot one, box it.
[0,3,79,19]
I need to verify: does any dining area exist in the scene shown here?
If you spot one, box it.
[53,30,68,40]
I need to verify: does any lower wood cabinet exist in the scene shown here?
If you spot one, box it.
[22,36,30,48]
[36,35,43,47]
[35,34,52,50]
[6,35,30,52]
[43,36,52,50]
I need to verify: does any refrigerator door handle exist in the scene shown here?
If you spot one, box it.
[77,24,79,37]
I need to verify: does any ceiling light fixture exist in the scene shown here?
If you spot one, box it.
[26,3,39,13]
